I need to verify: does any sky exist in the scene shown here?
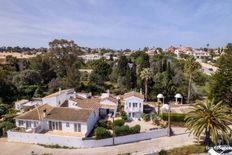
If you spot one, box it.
[0,0,231,50]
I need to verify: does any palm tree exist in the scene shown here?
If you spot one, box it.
[185,100,232,146]
[140,68,151,101]
[184,58,200,104]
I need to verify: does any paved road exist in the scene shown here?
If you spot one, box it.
[0,128,195,155]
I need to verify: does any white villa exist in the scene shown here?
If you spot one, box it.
[123,91,144,119]
[15,103,99,137]
[14,89,118,137]
[42,88,75,107]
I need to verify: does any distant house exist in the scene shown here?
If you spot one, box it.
[191,50,210,59]
[123,91,144,119]
[42,88,75,107]
[14,104,99,137]
[69,90,118,117]
[15,99,29,111]
[15,99,42,111]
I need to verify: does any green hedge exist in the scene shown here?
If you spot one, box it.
[97,120,113,129]
[114,124,141,136]
[94,127,112,139]
[160,113,186,122]
[113,119,125,127]
[120,111,128,120]
[129,125,141,134]
[115,125,130,136]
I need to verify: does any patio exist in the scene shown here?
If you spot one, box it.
[42,130,84,137]
[125,119,160,132]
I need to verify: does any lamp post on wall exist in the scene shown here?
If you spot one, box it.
[168,103,171,137]
[108,113,115,145]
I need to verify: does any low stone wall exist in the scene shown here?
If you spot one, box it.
[7,128,168,148]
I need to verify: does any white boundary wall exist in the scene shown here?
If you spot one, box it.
[7,128,167,148]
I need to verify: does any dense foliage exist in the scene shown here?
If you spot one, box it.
[209,43,232,105]
[94,127,112,139]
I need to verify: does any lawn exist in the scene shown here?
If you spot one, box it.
[159,144,207,155]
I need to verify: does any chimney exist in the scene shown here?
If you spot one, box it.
[140,88,142,94]
[43,109,47,118]
[59,88,61,94]
[107,89,110,96]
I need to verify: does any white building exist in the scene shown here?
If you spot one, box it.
[15,104,99,137]
[42,88,75,107]
[191,50,210,59]
[15,99,29,111]
[123,91,144,119]
[15,99,42,111]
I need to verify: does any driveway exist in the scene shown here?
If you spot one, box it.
[0,127,195,155]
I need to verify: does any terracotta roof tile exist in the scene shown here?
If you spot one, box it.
[46,107,93,122]
[15,104,53,120]
[70,97,101,110]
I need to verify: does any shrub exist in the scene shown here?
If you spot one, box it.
[151,114,162,125]
[141,113,150,121]
[159,149,168,155]
[97,120,113,129]
[129,125,141,134]
[97,120,107,128]
[114,125,130,136]
[94,127,112,139]
[106,120,113,129]
[113,119,125,127]
[160,113,186,122]
[120,111,128,120]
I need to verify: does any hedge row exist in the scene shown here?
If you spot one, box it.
[114,124,141,136]
[160,113,186,122]
[94,127,112,140]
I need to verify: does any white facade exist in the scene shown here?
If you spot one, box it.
[42,89,75,107]
[15,108,99,137]
[124,96,144,119]
[15,100,29,111]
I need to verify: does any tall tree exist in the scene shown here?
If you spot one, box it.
[185,100,232,146]
[48,39,82,77]
[184,58,200,104]
[140,68,151,101]
[209,43,232,104]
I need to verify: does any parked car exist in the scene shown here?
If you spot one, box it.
[208,145,232,155]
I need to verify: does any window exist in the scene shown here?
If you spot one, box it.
[129,102,131,107]
[49,121,52,130]
[66,122,70,127]
[139,103,141,108]
[132,113,135,117]
[133,103,137,107]
[74,123,77,132]
[78,123,81,132]
[55,122,59,130]
[26,121,31,128]
[58,122,62,130]
[18,120,24,126]
[34,121,37,127]
[129,113,131,117]
[52,122,55,129]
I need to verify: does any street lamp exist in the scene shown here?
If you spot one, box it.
[168,103,171,137]
[108,113,115,145]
